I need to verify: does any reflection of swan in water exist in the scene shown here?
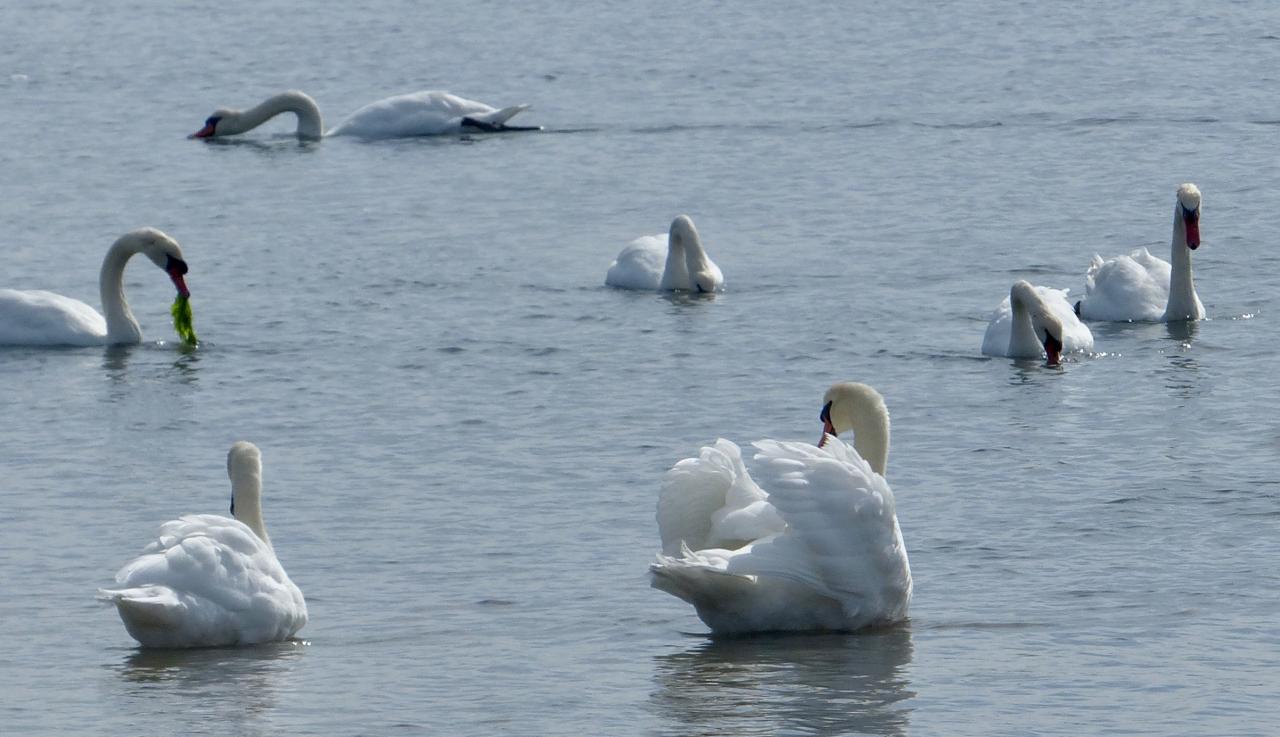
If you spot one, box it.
[650,627,915,736]
[108,642,306,731]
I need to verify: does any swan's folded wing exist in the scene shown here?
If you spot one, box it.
[0,289,106,346]
[657,439,765,555]
[726,439,911,620]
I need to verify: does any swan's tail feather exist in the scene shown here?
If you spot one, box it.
[460,105,541,132]
[649,552,754,608]
[98,585,184,630]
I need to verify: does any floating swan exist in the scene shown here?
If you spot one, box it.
[605,215,725,292]
[981,280,1093,362]
[650,382,911,634]
[99,442,307,648]
[0,228,190,346]
[1074,183,1205,322]
[189,90,539,140]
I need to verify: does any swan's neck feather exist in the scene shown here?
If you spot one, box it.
[660,233,691,290]
[851,411,890,477]
[1007,288,1043,358]
[98,239,142,344]
[230,467,271,547]
[1165,208,1199,320]
[232,92,323,139]
[828,385,890,476]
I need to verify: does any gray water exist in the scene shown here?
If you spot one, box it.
[1,1,1277,735]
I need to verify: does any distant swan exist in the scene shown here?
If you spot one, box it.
[982,280,1093,362]
[99,442,307,648]
[650,382,911,634]
[605,215,725,292]
[190,90,539,140]
[1074,183,1205,322]
[0,228,190,346]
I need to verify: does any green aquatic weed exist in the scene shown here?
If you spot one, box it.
[171,294,198,345]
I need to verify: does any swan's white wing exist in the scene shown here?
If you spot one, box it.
[656,439,782,555]
[725,438,911,624]
[1078,247,1170,321]
[330,90,499,138]
[102,514,306,646]
[0,289,106,346]
[605,235,665,290]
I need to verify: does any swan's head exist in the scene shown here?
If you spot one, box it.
[226,441,262,520]
[190,109,236,139]
[119,228,191,297]
[1011,280,1064,365]
[819,382,888,443]
[1176,183,1201,250]
[670,215,718,293]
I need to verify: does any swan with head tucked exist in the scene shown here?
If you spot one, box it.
[650,382,911,634]
[1073,183,1205,322]
[98,442,307,648]
[605,215,725,293]
[0,228,190,346]
[190,90,539,140]
[982,280,1093,363]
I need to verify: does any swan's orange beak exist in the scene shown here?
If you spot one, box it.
[1043,331,1063,366]
[1183,208,1200,250]
[818,401,835,448]
[167,259,191,297]
[190,122,216,139]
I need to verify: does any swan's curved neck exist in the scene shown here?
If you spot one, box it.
[1008,291,1043,358]
[660,235,691,290]
[234,92,323,139]
[231,468,271,547]
[831,399,890,476]
[98,240,143,345]
[1165,209,1198,320]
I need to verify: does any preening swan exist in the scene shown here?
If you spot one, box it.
[650,383,911,634]
[190,90,539,140]
[982,280,1093,362]
[605,215,725,292]
[0,228,190,346]
[1074,183,1205,322]
[98,442,307,648]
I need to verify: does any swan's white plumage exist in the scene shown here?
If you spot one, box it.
[193,90,536,140]
[0,228,190,347]
[1075,183,1205,322]
[329,91,531,138]
[981,282,1093,357]
[99,442,306,648]
[605,215,724,293]
[656,439,785,556]
[650,383,911,634]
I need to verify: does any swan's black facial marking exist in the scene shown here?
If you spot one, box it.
[230,497,235,516]
[1181,205,1201,249]
[1043,330,1064,366]
[190,116,221,139]
[164,254,189,276]
[818,401,835,447]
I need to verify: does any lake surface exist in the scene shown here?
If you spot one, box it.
[1,1,1277,734]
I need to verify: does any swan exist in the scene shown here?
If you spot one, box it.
[1074,183,1205,322]
[189,90,539,140]
[650,382,912,634]
[0,228,190,346]
[98,442,307,648]
[605,215,725,292]
[981,280,1093,362]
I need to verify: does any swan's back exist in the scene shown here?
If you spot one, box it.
[0,289,107,346]
[329,90,499,138]
[1077,247,1171,321]
[100,514,306,647]
[604,234,666,290]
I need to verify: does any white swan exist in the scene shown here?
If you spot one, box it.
[0,228,190,346]
[1074,183,1205,322]
[650,382,912,634]
[98,442,307,648]
[605,215,725,292]
[981,280,1093,362]
[189,90,539,140]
